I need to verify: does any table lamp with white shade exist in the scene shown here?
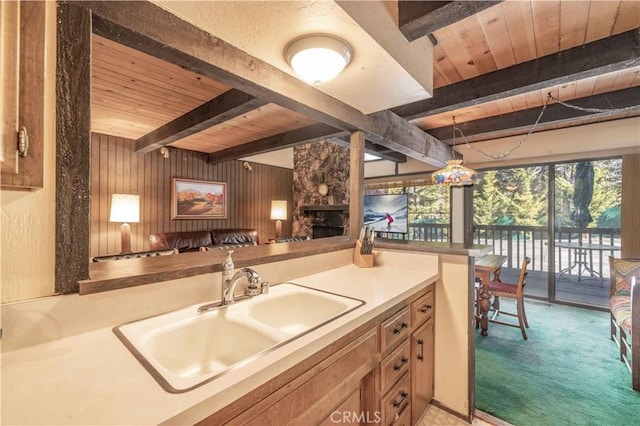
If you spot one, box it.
[270,200,287,239]
[109,194,140,253]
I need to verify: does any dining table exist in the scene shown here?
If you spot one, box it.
[474,254,508,336]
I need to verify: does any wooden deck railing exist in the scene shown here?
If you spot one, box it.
[402,223,621,278]
[378,223,449,242]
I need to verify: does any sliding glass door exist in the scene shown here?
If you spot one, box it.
[472,159,621,308]
[473,166,549,299]
[552,159,621,308]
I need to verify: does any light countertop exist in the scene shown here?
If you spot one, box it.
[2,260,438,425]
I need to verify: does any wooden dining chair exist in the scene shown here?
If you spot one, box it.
[488,257,531,340]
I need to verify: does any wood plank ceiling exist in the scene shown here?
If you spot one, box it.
[90,0,640,162]
[92,35,315,149]
[413,0,640,141]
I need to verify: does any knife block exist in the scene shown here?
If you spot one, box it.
[353,240,374,268]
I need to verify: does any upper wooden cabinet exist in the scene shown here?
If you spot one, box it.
[1,0,45,190]
[1,1,20,174]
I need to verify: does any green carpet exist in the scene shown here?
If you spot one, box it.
[475,300,640,426]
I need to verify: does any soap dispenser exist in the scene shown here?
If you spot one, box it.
[221,250,234,301]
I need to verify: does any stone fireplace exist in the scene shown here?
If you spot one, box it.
[292,141,350,238]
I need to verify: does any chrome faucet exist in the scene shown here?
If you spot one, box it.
[223,268,262,305]
[197,267,267,313]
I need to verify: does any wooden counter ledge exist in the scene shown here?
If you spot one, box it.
[79,236,492,295]
[79,237,354,295]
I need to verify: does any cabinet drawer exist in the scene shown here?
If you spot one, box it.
[381,307,411,354]
[381,371,411,426]
[380,339,411,394]
[411,287,434,328]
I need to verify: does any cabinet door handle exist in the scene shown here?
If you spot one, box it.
[419,304,432,314]
[18,126,29,157]
[392,390,408,408]
[393,356,409,371]
[417,338,424,361]
[393,322,408,334]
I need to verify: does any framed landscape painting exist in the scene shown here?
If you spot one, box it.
[171,178,227,219]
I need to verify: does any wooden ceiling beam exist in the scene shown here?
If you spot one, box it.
[208,122,408,164]
[208,123,346,164]
[135,89,267,153]
[365,110,451,166]
[86,1,451,166]
[428,87,640,143]
[331,138,407,163]
[398,1,501,42]
[394,29,640,121]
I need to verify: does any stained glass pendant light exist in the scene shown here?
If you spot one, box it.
[432,117,478,186]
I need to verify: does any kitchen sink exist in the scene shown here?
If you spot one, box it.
[143,317,281,379]
[248,289,354,334]
[113,282,365,392]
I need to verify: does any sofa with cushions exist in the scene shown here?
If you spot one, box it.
[92,248,178,262]
[274,236,310,243]
[148,228,258,253]
[608,256,640,391]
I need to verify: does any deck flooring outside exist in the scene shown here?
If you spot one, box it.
[497,267,610,309]
[471,232,618,310]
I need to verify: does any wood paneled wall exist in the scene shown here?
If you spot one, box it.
[90,133,292,257]
[621,153,640,258]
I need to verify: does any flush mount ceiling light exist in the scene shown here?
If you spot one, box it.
[285,35,352,86]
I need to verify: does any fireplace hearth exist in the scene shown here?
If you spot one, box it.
[300,204,349,239]
[313,225,345,239]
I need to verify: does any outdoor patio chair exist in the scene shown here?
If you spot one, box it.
[488,257,531,340]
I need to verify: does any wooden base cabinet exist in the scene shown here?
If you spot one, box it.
[379,284,435,426]
[201,282,436,426]
[242,329,377,425]
[318,389,361,425]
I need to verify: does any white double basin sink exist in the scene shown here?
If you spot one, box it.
[113,283,365,393]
